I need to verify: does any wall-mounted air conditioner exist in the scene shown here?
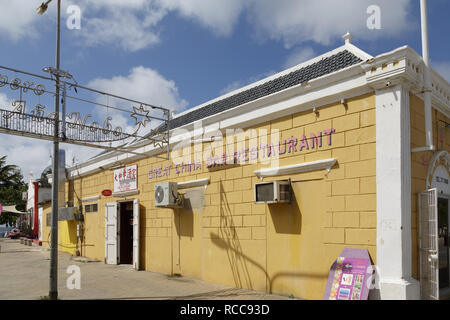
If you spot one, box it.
[254,180,291,204]
[154,182,182,208]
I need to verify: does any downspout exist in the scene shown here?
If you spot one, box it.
[413,0,436,153]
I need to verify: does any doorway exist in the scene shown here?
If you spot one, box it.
[119,201,134,265]
[438,197,449,289]
[104,199,140,269]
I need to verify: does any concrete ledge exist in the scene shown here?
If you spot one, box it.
[377,278,420,300]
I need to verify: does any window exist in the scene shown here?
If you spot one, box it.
[84,203,98,213]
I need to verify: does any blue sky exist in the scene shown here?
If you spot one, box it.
[0,0,449,179]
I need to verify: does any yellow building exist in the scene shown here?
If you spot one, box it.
[41,36,450,300]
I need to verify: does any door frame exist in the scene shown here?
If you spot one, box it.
[438,193,450,292]
[105,202,118,265]
[419,189,439,300]
[104,199,140,269]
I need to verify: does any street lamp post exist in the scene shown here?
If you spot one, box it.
[37,0,61,300]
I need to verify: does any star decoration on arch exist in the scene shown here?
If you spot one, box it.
[131,104,151,130]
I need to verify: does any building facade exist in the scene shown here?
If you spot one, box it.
[41,37,450,300]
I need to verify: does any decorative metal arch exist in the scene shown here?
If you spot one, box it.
[426,150,450,189]
[0,65,171,159]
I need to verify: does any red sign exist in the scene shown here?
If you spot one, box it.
[102,190,113,197]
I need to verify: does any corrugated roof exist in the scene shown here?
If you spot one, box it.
[157,49,362,132]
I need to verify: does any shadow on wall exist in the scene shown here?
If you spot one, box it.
[210,234,327,295]
[174,196,194,238]
[208,180,328,297]
[268,191,302,235]
[67,220,78,246]
[216,180,253,289]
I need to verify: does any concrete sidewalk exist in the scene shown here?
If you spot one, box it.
[0,239,293,300]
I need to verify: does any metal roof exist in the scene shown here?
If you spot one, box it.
[157,49,362,132]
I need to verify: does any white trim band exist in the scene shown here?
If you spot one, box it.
[254,158,337,179]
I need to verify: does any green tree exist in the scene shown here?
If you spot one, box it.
[37,166,52,188]
[0,156,26,226]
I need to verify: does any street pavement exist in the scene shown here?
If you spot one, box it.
[0,239,293,300]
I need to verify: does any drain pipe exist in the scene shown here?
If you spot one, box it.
[413,0,435,153]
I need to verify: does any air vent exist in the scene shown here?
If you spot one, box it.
[254,180,291,204]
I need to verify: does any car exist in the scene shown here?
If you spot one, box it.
[7,228,25,239]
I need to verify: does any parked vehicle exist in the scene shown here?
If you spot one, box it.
[7,228,25,239]
[0,225,14,238]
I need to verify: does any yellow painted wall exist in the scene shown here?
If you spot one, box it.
[41,202,51,247]
[410,93,450,280]
[40,197,77,255]
[66,92,377,299]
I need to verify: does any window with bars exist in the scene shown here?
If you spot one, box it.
[84,203,98,213]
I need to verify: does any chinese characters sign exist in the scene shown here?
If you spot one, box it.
[324,248,372,300]
[114,165,137,193]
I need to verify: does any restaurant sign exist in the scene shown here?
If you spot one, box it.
[114,164,137,193]
[149,128,336,180]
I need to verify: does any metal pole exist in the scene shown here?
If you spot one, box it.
[62,82,66,140]
[420,0,435,150]
[49,0,61,300]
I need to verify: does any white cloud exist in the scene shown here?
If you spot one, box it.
[0,133,97,182]
[71,1,167,52]
[246,0,413,48]
[0,1,414,51]
[87,66,188,138]
[0,133,52,180]
[88,66,188,112]
[156,0,245,36]
[0,0,40,41]
[434,62,450,84]
[0,93,11,109]
[284,47,316,69]
[78,10,162,52]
